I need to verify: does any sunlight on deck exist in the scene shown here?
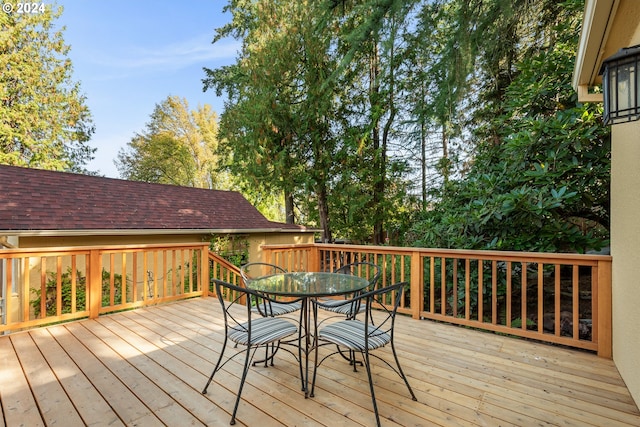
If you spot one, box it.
[1,298,638,426]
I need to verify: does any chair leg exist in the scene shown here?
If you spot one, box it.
[391,341,417,401]
[310,338,320,398]
[302,298,311,395]
[309,301,320,397]
[202,337,228,394]
[349,349,362,371]
[229,344,253,425]
[270,343,275,366]
[335,345,361,371]
[252,342,282,367]
[362,350,382,427]
[253,344,270,368]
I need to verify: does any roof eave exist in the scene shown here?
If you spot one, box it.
[573,0,619,102]
[0,228,320,237]
[572,0,640,103]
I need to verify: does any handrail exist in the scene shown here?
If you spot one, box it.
[0,243,250,334]
[207,250,243,288]
[1,241,613,358]
[0,243,210,333]
[262,243,613,357]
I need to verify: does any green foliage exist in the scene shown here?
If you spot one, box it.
[207,1,341,237]
[0,5,95,172]
[207,0,417,241]
[209,235,249,267]
[206,0,607,252]
[511,317,536,329]
[406,0,610,253]
[31,268,126,317]
[116,96,232,190]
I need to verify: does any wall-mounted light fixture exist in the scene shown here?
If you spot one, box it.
[600,44,640,125]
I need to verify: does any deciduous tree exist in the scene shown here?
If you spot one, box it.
[116,96,231,190]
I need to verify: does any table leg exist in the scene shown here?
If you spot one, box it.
[301,296,319,398]
[303,296,312,397]
[302,296,309,396]
[309,298,320,398]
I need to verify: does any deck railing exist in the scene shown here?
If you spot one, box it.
[264,243,612,357]
[1,241,613,357]
[0,243,217,333]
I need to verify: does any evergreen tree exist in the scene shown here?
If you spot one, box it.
[0,5,95,171]
[407,0,609,253]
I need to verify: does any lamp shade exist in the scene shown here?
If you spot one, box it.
[600,45,640,125]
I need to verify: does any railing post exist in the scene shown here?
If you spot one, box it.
[263,247,272,264]
[202,246,210,298]
[88,249,102,319]
[309,244,320,272]
[597,258,613,358]
[411,251,423,319]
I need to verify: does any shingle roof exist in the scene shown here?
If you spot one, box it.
[0,165,308,234]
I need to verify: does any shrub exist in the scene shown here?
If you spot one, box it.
[32,268,125,317]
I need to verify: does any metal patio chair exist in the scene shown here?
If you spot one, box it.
[316,262,382,320]
[240,262,303,318]
[310,282,417,427]
[202,279,303,425]
[240,262,303,367]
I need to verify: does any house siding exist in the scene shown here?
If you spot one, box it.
[611,120,640,407]
[574,0,640,409]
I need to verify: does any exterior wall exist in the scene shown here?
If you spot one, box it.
[607,1,640,56]
[17,234,206,248]
[611,121,640,407]
[574,1,640,405]
[9,230,316,264]
[247,232,316,265]
[610,21,640,410]
[15,231,316,255]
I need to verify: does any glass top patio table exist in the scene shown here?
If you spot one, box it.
[247,271,369,397]
[247,271,369,297]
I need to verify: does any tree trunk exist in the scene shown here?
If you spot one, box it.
[370,41,385,245]
[285,191,295,224]
[317,183,332,242]
[442,123,449,185]
[420,82,428,211]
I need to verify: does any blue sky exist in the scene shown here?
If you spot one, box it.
[55,1,238,178]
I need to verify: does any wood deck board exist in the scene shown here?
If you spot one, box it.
[156,301,369,427]
[1,298,639,427]
[125,300,350,427]
[407,335,637,418]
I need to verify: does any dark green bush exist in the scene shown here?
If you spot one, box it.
[32,268,125,317]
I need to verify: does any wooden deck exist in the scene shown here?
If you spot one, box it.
[1,298,638,427]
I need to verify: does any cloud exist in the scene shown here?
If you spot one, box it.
[91,34,240,72]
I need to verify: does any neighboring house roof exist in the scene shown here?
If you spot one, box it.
[0,165,311,236]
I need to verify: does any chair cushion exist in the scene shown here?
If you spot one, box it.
[229,317,297,346]
[318,320,390,351]
[252,301,302,316]
[317,299,364,316]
